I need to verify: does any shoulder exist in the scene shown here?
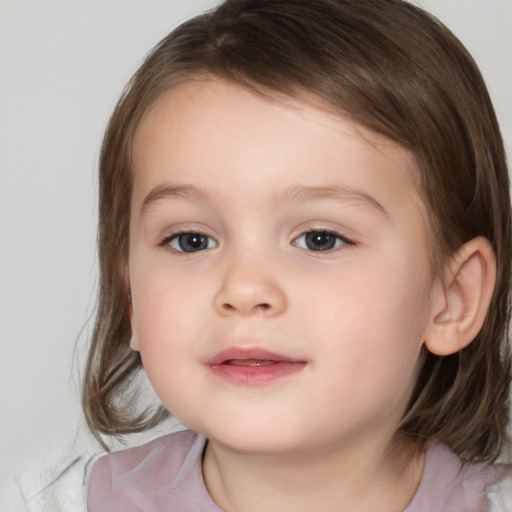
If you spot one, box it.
[0,425,104,512]
[0,418,187,512]
[488,467,512,512]
[90,428,200,482]
[408,442,512,512]
[88,429,216,512]
[0,454,97,512]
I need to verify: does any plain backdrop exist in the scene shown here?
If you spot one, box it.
[1,0,511,483]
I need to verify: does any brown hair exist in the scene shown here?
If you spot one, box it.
[82,0,511,462]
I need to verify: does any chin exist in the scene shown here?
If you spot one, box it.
[174,404,321,455]
[198,420,313,456]
[217,435,303,455]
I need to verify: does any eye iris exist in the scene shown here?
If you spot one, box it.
[305,232,336,251]
[179,233,208,252]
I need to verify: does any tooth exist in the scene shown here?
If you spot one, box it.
[227,359,275,366]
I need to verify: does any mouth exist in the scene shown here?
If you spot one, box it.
[223,359,277,367]
[206,348,306,386]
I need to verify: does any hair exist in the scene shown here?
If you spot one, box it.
[82,0,511,463]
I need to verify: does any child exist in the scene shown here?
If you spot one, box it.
[84,0,512,510]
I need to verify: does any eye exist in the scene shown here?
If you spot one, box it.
[293,231,349,252]
[167,232,218,253]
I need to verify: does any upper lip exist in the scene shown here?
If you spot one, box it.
[206,347,303,365]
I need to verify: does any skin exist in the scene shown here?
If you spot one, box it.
[128,79,448,511]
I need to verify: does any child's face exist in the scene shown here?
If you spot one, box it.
[129,79,438,456]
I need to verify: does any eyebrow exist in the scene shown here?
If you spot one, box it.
[279,185,389,217]
[141,183,207,214]
[140,182,388,217]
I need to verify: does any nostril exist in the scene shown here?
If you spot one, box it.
[221,302,271,313]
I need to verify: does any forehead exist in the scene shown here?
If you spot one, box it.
[131,79,420,213]
[135,79,411,153]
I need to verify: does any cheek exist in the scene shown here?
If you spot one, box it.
[132,291,200,414]
[133,289,193,359]
[314,293,427,424]
[304,251,431,380]
[129,262,214,384]
[130,273,186,364]
[130,253,198,335]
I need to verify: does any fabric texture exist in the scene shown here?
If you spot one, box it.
[0,418,185,512]
[87,429,511,512]
[404,442,509,511]
[3,422,512,511]
[88,430,221,512]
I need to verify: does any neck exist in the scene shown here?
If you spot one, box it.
[202,435,425,512]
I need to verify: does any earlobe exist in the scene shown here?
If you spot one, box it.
[130,335,140,352]
[128,290,140,352]
[424,237,496,356]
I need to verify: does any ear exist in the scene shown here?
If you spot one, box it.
[128,291,140,352]
[424,237,496,356]
[130,334,140,352]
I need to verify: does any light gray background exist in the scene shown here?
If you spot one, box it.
[1,0,511,482]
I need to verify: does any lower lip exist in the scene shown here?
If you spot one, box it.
[208,361,306,386]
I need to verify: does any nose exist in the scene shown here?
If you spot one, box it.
[213,254,287,317]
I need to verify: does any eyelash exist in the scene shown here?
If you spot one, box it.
[293,230,354,252]
[159,229,354,254]
[159,231,218,253]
